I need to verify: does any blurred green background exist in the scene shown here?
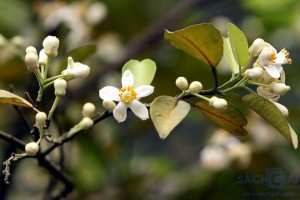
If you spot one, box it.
[1,0,300,199]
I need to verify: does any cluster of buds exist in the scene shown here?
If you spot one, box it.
[79,103,96,130]
[209,96,227,111]
[175,76,203,93]
[246,38,292,117]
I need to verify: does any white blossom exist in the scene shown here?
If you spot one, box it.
[99,70,154,122]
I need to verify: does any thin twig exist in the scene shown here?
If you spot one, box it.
[0,131,26,150]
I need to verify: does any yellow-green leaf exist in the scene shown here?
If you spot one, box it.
[228,23,249,68]
[150,96,190,139]
[223,37,239,74]
[122,59,156,87]
[242,93,298,149]
[0,89,33,108]
[194,101,248,136]
[164,24,223,68]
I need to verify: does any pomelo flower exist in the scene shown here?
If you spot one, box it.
[99,70,154,122]
[256,45,291,79]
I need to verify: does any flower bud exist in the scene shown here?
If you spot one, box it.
[43,36,59,57]
[35,112,47,129]
[244,67,264,80]
[189,81,203,93]
[102,100,116,110]
[61,57,90,80]
[175,76,189,90]
[270,82,290,95]
[272,101,289,117]
[249,38,265,56]
[25,52,39,71]
[38,49,49,65]
[82,102,96,117]
[11,36,23,47]
[25,142,40,156]
[54,79,67,96]
[79,117,94,130]
[209,96,227,111]
[26,46,37,55]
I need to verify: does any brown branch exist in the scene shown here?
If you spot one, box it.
[0,131,26,150]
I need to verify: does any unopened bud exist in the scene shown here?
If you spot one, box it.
[209,96,227,111]
[38,49,48,65]
[272,101,289,117]
[82,102,96,117]
[249,38,265,56]
[25,52,39,71]
[26,46,37,55]
[270,82,290,95]
[102,100,116,110]
[35,112,47,128]
[54,79,67,96]
[25,142,40,156]
[79,117,94,130]
[244,67,264,80]
[43,36,59,57]
[61,57,90,80]
[189,81,203,93]
[175,77,189,90]
[11,36,23,47]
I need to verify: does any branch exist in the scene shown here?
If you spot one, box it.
[0,131,26,150]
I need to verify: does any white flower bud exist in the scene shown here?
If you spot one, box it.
[249,38,265,56]
[26,46,37,55]
[25,142,40,156]
[25,52,39,71]
[270,82,290,95]
[38,49,49,65]
[11,36,23,47]
[82,102,96,117]
[175,76,189,90]
[272,101,289,117]
[189,81,203,93]
[102,100,116,110]
[43,36,59,57]
[61,57,90,80]
[79,117,94,130]
[35,112,47,128]
[244,67,264,80]
[209,96,227,111]
[54,79,67,96]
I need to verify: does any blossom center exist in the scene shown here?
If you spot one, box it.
[119,86,137,103]
[269,52,277,63]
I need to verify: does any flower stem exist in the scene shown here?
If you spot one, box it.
[48,96,61,121]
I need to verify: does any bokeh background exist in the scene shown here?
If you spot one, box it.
[1,0,300,199]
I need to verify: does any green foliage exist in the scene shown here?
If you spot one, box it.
[122,59,157,87]
[150,96,190,139]
[223,37,239,74]
[227,23,249,69]
[164,24,223,68]
[194,101,248,136]
[242,93,298,148]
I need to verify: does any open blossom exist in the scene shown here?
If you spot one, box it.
[256,44,292,79]
[99,70,154,122]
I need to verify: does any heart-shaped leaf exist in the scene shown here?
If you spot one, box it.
[0,89,38,112]
[164,23,223,68]
[150,96,190,139]
[228,23,249,69]
[122,59,157,87]
[242,93,298,149]
[195,101,248,136]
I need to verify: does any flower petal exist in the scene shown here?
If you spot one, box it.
[129,100,149,120]
[99,86,120,101]
[122,70,134,87]
[264,65,281,79]
[113,102,127,122]
[135,85,154,98]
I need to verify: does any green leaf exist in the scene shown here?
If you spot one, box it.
[0,89,38,112]
[223,37,239,74]
[194,101,248,136]
[164,24,223,68]
[228,23,249,68]
[150,96,190,139]
[242,93,298,149]
[122,59,157,87]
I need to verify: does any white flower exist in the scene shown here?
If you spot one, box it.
[43,36,59,57]
[199,145,229,171]
[99,70,154,122]
[256,45,292,79]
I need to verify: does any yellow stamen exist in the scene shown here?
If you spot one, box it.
[119,86,137,103]
[269,52,277,63]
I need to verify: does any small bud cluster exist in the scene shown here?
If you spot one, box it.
[175,77,203,93]
[79,102,95,130]
[209,96,227,111]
